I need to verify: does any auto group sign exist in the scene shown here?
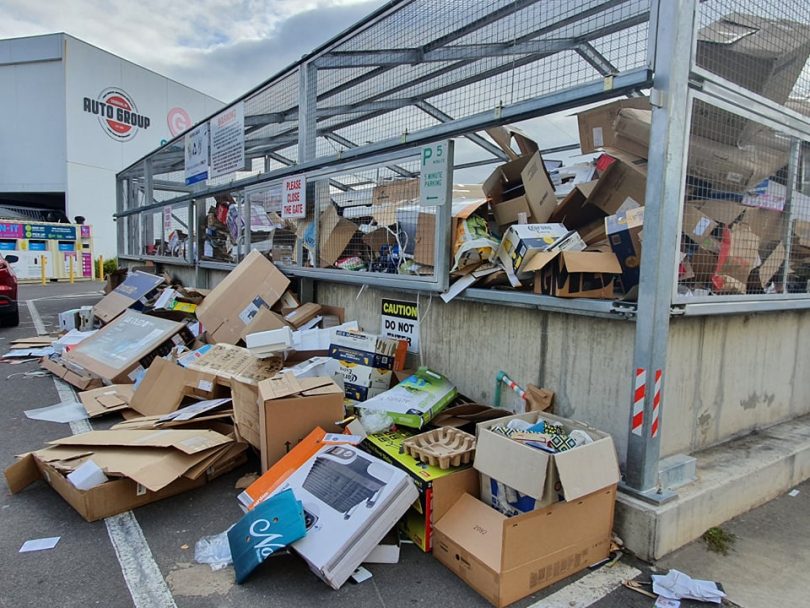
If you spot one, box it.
[83,87,151,142]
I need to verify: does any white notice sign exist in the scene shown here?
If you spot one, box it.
[380,298,419,354]
[282,176,306,218]
[420,141,451,206]
[184,123,209,185]
[209,102,245,179]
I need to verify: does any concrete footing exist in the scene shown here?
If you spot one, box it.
[615,413,810,561]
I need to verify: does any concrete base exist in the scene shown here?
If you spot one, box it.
[615,413,810,561]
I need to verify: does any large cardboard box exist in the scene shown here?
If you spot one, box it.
[196,250,290,345]
[548,180,598,228]
[41,356,103,390]
[320,206,358,268]
[92,271,166,324]
[128,357,221,417]
[495,224,580,287]
[605,206,644,292]
[485,152,557,228]
[576,96,651,154]
[363,428,478,552]
[694,12,810,145]
[526,251,621,299]
[328,330,407,402]
[588,159,647,216]
[238,428,419,590]
[64,311,192,384]
[257,373,344,471]
[432,410,619,607]
[433,487,616,608]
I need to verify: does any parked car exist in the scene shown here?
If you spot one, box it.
[0,254,19,326]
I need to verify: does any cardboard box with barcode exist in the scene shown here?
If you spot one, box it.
[196,250,290,345]
[483,126,557,229]
[92,271,166,325]
[525,250,622,299]
[495,223,584,287]
[5,427,247,522]
[238,427,419,590]
[328,330,407,402]
[605,206,644,292]
[432,410,619,608]
[63,311,193,385]
[256,372,345,471]
[362,428,478,552]
[357,367,457,429]
[576,96,651,155]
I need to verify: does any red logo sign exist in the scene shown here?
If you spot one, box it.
[83,88,151,142]
[167,106,192,136]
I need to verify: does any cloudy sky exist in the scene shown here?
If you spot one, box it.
[0,0,386,101]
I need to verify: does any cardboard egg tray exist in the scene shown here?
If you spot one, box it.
[400,427,476,469]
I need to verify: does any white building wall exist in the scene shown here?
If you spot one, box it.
[0,34,66,193]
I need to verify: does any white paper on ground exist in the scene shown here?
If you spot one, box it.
[655,597,681,608]
[67,460,108,491]
[651,569,726,603]
[350,566,373,583]
[5,347,55,358]
[24,401,89,423]
[19,537,61,552]
[789,489,800,497]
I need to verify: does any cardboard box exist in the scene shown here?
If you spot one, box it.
[93,271,166,325]
[371,178,420,206]
[328,330,407,402]
[587,159,647,216]
[696,199,747,226]
[474,410,620,505]
[41,356,103,390]
[605,206,644,292]
[186,343,283,387]
[362,428,479,551]
[548,180,598,228]
[196,250,290,345]
[128,357,220,417]
[485,152,557,228]
[433,487,616,608]
[64,311,191,384]
[355,368,457,429]
[283,303,323,329]
[712,224,760,294]
[576,96,651,154]
[238,428,419,590]
[694,12,810,145]
[682,204,720,253]
[257,373,345,470]
[78,384,134,418]
[320,206,358,267]
[526,251,621,299]
[610,107,651,158]
[415,200,491,268]
[495,223,580,286]
[231,380,261,449]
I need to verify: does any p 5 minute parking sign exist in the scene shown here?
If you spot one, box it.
[380,298,419,354]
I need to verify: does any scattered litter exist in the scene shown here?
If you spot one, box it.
[24,401,89,423]
[655,597,681,608]
[789,489,800,497]
[4,347,54,359]
[180,544,189,550]
[19,536,61,553]
[7,371,50,380]
[67,460,108,491]
[651,569,726,603]
[350,566,373,584]
[235,473,259,490]
[194,530,233,571]
[623,580,657,599]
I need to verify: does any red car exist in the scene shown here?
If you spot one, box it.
[0,254,19,326]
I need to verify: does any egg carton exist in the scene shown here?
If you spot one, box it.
[400,427,476,469]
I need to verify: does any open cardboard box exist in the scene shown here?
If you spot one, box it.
[433,410,619,607]
[526,250,621,299]
[93,270,166,325]
[576,96,651,155]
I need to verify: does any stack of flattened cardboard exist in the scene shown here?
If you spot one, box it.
[5,427,247,521]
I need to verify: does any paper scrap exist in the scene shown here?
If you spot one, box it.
[350,566,373,584]
[25,401,89,423]
[5,347,55,358]
[789,489,800,497]
[67,460,108,491]
[655,598,680,608]
[651,569,726,603]
[19,537,61,552]
[158,398,232,422]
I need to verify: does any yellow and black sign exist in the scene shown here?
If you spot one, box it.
[380,298,419,354]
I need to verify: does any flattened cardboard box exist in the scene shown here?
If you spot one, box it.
[41,356,103,391]
[526,251,621,299]
[363,428,478,552]
[257,373,344,471]
[129,357,221,417]
[576,96,651,154]
[187,343,282,387]
[196,250,290,344]
[79,384,134,418]
[93,270,165,325]
[65,311,189,384]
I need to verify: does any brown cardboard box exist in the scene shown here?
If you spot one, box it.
[196,250,290,345]
[526,251,621,299]
[78,385,134,418]
[128,357,220,417]
[41,356,103,390]
[694,12,810,145]
[695,199,747,226]
[433,487,616,608]
[609,108,650,158]
[371,178,420,205]
[231,380,261,449]
[239,307,291,342]
[682,204,720,253]
[485,151,557,228]
[319,206,358,267]
[257,373,344,471]
[486,125,538,160]
[186,343,282,387]
[576,96,651,154]
[64,311,191,384]
[712,224,760,294]
[741,206,786,243]
[587,160,647,217]
[605,206,644,292]
[548,180,598,228]
[283,303,323,329]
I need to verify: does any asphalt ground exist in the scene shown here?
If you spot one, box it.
[1,280,793,608]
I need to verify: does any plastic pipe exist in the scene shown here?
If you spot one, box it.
[494,371,526,407]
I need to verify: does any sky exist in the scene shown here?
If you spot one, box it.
[0,0,387,101]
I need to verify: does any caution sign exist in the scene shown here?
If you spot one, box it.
[381,298,419,354]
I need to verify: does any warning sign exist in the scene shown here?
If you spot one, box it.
[380,298,419,354]
[282,176,306,218]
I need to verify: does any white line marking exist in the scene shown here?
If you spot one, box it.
[527,563,641,608]
[24,292,104,302]
[29,298,178,608]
